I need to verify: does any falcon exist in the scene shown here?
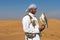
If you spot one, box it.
[40,12,48,29]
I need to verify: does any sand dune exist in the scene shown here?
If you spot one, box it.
[0,19,60,40]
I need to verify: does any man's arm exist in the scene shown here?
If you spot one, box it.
[22,16,32,33]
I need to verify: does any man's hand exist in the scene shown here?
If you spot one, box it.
[39,24,45,32]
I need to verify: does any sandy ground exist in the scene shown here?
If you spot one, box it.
[0,19,60,40]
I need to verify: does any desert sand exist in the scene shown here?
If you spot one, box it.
[0,19,60,40]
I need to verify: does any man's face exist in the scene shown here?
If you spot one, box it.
[29,8,37,14]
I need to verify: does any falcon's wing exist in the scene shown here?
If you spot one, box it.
[44,16,48,29]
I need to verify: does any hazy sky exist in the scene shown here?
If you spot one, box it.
[0,0,60,20]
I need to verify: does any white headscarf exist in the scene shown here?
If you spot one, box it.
[26,4,37,12]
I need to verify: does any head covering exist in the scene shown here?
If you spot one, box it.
[26,4,37,12]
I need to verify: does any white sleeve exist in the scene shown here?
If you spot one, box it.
[22,15,32,33]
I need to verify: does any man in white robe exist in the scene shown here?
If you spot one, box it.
[22,4,45,40]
